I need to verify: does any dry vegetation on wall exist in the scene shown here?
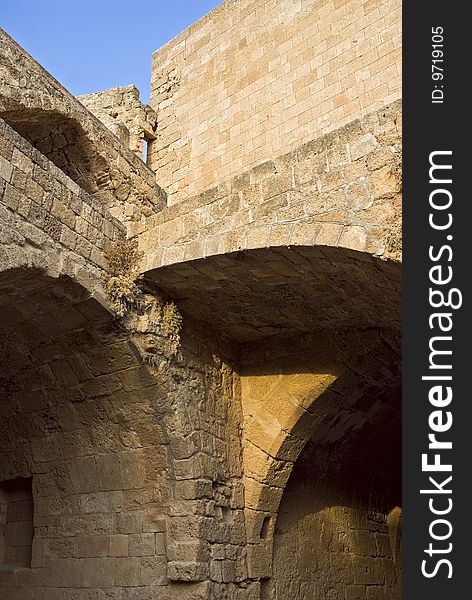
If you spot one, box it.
[104,240,182,356]
[105,239,144,315]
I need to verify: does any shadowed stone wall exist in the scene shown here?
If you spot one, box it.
[237,327,401,595]
[0,270,245,599]
[0,272,170,597]
[272,426,401,600]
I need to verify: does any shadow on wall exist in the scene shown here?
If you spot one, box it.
[270,381,402,600]
[238,328,401,596]
[1,109,106,196]
[0,267,170,592]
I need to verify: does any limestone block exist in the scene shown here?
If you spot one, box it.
[43,558,83,587]
[0,154,13,182]
[114,556,143,587]
[167,560,209,582]
[129,533,156,557]
[120,451,146,490]
[246,541,273,579]
[349,133,380,161]
[167,540,208,563]
[353,557,385,586]
[370,165,401,199]
[142,511,166,533]
[117,511,144,534]
[141,555,168,586]
[338,226,367,252]
[155,532,166,556]
[76,534,110,558]
[82,557,115,587]
[96,453,123,491]
[109,534,129,557]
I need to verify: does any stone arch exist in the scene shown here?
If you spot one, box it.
[0,266,171,594]
[141,243,402,594]
[240,328,401,581]
[141,245,402,342]
[269,372,401,599]
[0,261,246,595]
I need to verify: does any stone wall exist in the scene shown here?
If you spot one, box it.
[1,3,402,597]
[134,100,402,271]
[0,267,247,599]
[0,108,249,598]
[0,28,166,223]
[0,273,170,599]
[0,68,248,599]
[150,320,247,598]
[0,116,125,293]
[79,86,158,160]
[272,432,401,599]
[149,0,401,203]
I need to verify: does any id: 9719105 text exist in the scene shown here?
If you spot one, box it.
[432,26,445,104]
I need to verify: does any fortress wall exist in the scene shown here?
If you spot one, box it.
[135,101,402,270]
[0,280,171,597]
[149,0,401,203]
[0,116,125,287]
[0,28,166,222]
[0,267,247,598]
[79,86,158,159]
[1,114,248,598]
[1,2,403,595]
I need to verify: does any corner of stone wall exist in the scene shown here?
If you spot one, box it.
[79,85,158,160]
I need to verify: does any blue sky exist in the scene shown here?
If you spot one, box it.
[1,0,223,103]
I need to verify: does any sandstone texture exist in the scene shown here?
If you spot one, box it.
[0,30,166,224]
[0,0,402,598]
[149,0,401,203]
[79,86,158,160]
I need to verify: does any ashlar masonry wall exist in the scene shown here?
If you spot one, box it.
[134,100,402,270]
[0,106,247,599]
[149,0,401,203]
[0,272,247,600]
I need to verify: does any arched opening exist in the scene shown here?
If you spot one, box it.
[269,378,402,599]
[145,245,402,594]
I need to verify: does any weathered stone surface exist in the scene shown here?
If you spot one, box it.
[149,0,401,203]
[0,0,402,598]
[79,86,157,160]
[0,30,166,223]
[136,99,402,271]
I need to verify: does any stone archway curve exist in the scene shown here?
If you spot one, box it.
[239,326,401,581]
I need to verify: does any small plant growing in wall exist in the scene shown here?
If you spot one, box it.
[139,297,183,360]
[104,240,144,316]
[161,302,182,355]
[104,240,183,356]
